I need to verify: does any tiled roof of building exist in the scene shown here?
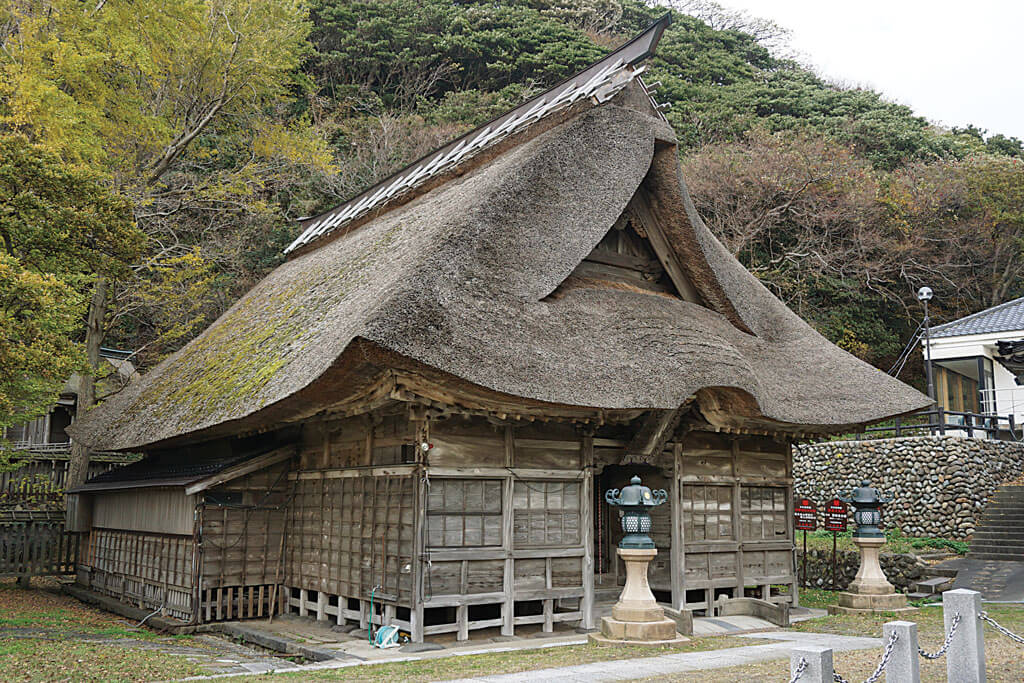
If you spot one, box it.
[70,452,251,492]
[932,296,1024,338]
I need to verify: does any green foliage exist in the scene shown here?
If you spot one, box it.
[0,136,141,436]
[0,253,83,433]
[0,135,143,281]
[910,537,969,555]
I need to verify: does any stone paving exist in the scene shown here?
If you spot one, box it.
[442,632,883,683]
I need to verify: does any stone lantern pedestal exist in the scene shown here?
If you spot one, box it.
[589,548,688,645]
[828,536,917,615]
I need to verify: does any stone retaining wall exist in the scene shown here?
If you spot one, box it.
[795,549,927,592]
[794,436,1024,539]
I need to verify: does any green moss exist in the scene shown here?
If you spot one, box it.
[131,218,408,429]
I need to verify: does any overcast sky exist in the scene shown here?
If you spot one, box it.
[714,0,1023,141]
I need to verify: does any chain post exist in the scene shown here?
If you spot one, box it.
[944,589,985,683]
[791,646,833,683]
[885,620,921,682]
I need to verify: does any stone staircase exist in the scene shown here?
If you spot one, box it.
[968,485,1024,562]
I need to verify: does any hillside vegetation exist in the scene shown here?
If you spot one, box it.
[2,0,1022,435]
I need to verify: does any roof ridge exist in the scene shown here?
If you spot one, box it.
[933,294,1024,332]
[283,14,672,257]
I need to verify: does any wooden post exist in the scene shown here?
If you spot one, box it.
[580,434,596,629]
[670,442,684,610]
[502,426,515,637]
[786,441,798,607]
[731,439,744,599]
[412,466,427,642]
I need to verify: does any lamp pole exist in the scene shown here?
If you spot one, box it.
[918,287,935,402]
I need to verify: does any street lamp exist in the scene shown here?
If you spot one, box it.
[918,286,935,402]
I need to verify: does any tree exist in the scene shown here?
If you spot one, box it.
[0,255,83,445]
[0,135,140,455]
[1,0,322,487]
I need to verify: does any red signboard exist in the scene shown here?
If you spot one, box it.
[794,498,817,531]
[825,498,848,533]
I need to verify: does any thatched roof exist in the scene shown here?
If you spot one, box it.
[70,52,929,453]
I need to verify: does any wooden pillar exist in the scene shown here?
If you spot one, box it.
[670,441,685,610]
[786,440,799,607]
[501,425,515,637]
[316,590,327,621]
[411,413,430,643]
[580,434,596,629]
[411,466,426,642]
[731,439,744,600]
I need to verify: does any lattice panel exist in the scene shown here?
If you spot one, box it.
[287,474,415,603]
[426,479,502,548]
[681,484,733,542]
[512,480,581,547]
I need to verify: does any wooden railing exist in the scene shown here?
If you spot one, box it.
[0,515,80,579]
[860,408,1018,440]
[0,451,137,511]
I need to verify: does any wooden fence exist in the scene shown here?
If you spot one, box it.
[0,451,136,510]
[0,515,80,579]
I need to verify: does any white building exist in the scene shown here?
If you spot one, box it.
[925,296,1024,436]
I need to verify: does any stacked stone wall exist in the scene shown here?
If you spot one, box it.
[796,549,927,591]
[794,436,1024,539]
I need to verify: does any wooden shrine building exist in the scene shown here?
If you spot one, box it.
[68,17,930,640]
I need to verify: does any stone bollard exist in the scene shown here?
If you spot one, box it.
[790,646,833,683]
[944,588,985,683]
[884,620,920,683]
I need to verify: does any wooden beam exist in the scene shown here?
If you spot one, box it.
[185,446,296,495]
[621,409,684,465]
[628,194,703,304]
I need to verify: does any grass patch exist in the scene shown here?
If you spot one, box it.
[0,638,205,682]
[793,587,840,609]
[0,580,166,640]
[799,528,968,555]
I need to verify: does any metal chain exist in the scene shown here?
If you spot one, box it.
[790,656,808,683]
[919,612,961,659]
[980,611,1024,645]
[833,630,899,683]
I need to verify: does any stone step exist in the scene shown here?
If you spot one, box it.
[927,566,961,578]
[912,576,955,594]
[970,545,1024,554]
[906,592,939,602]
[968,551,1024,561]
[970,540,1024,550]
[977,513,1024,522]
[972,533,1024,540]
[971,531,1024,541]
